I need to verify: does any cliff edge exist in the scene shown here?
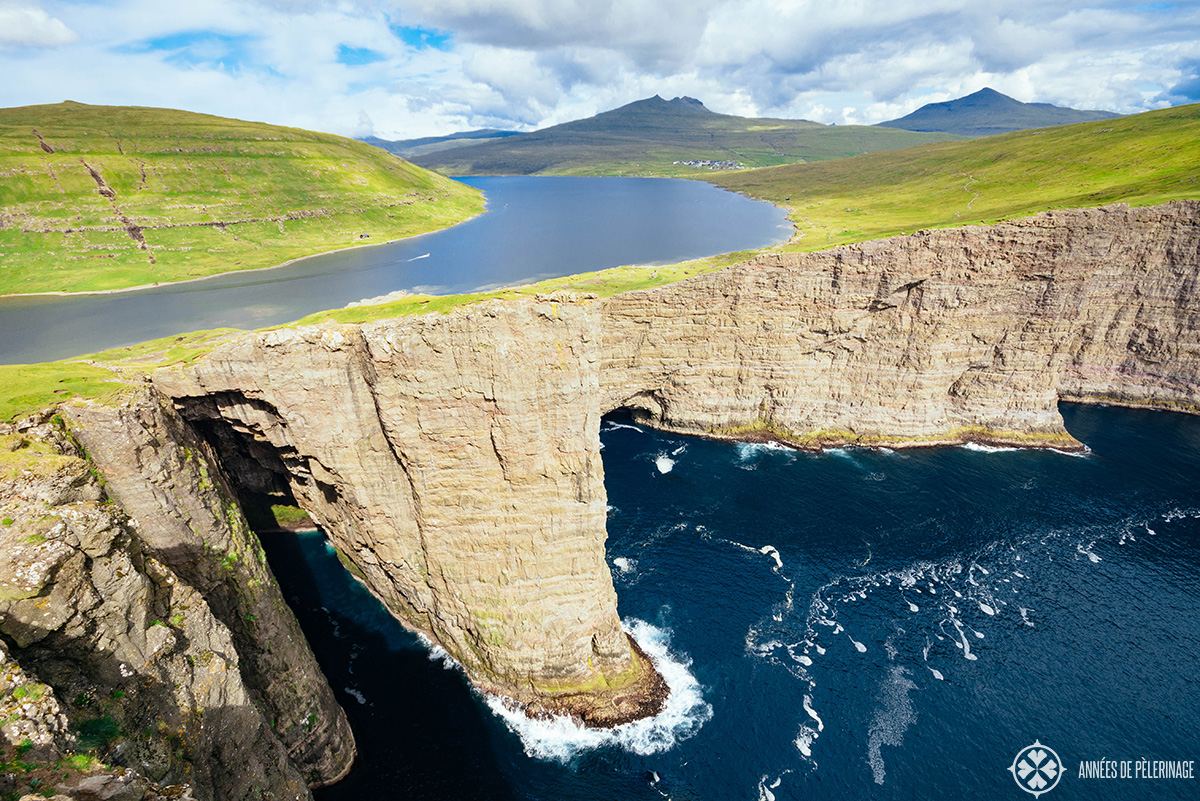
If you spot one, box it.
[141,200,1200,734]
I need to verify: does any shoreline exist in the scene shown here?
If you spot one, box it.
[0,208,487,300]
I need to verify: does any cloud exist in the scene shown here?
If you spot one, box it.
[0,3,78,49]
[0,0,1198,138]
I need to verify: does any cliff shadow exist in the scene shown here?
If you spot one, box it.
[256,527,520,801]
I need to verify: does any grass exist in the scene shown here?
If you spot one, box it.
[710,103,1200,251]
[0,101,484,294]
[412,95,960,176]
[0,251,750,423]
[2,104,1197,428]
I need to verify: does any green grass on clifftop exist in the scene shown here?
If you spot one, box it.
[710,103,1200,250]
[0,101,484,295]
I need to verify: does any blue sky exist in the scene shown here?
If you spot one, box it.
[1,0,1198,139]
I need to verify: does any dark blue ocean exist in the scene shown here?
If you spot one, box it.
[264,402,1200,800]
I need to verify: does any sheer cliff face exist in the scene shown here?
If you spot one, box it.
[154,298,664,725]
[1,408,352,801]
[602,201,1200,447]
[144,200,1199,729]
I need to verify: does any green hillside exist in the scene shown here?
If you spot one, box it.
[713,103,1200,251]
[0,101,484,295]
[411,95,962,177]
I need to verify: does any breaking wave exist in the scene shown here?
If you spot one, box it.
[484,619,712,762]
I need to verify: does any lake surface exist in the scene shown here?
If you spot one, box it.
[0,177,791,364]
[263,403,1200,801]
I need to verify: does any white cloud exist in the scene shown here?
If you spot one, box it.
[0,2,78,49]
[0,0,1197,138]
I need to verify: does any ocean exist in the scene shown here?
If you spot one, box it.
[264,402,1200,800]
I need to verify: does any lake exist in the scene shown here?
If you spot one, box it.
[0,177,791,364]
[264,402,1200,801]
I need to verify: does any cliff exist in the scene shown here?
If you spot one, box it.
[0,403,354,801]
[139,200,1200,735]
[7,199,1196,780]
[602,201,1200,447]
[152,299,666,726]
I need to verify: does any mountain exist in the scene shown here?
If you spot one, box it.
[410,95,962,176]
[363,129,522,159]
[876,87,1120,137]
[0,101,483,294]
[713,102,1199,252]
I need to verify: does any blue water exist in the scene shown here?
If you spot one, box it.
[0,177,790,363]
[264,402,1200,800]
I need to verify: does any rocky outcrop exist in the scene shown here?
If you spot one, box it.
[0,408,353,801]
[142,201,1200,731]
[64,392,355,787]
[602,201,1200,447]
[153,298,665,727]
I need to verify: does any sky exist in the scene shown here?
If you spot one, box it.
[2,0,1199,140]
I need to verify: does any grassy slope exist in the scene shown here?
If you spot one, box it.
[0,251,755,422]
[5,103,1199,424]
[712,103,1200,251]
[413,97,960,177]
[0,101,484,295]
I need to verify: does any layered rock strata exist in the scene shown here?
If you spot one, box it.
[154,299,665,726]
[140,200,1199,730]
[0,409,353,801]
[602,201,1200,447]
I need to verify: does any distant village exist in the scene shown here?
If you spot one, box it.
[673,159,746,170]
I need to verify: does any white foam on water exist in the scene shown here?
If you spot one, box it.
[1019,607,1034,627]
[760,545,783,569]
[415,633,462,671]
[814,644,826,656]
[961,442,1019,453]
[484,619,712,762]
[344,687,367,705]
[866,666,918,785]
[803,695,824,731]
[928,667,945,681]
[794,726,816,757]
[671,444,687,456]
[612,557,637,574]
[1076,543,1102,563]
[654,455,675,474]
[756,776,776,801]
[848,635,867,653]
[602,421,645,433]
[978,601,995,616]
[950,619,978,661]
[1146,525,1157,535]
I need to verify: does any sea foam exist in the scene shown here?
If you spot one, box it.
[484,619,712,762]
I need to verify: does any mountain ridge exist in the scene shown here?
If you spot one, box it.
[877,87,1121,137]
[404,94,958,176]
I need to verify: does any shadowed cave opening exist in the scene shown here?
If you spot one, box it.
[172,398,524,797]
